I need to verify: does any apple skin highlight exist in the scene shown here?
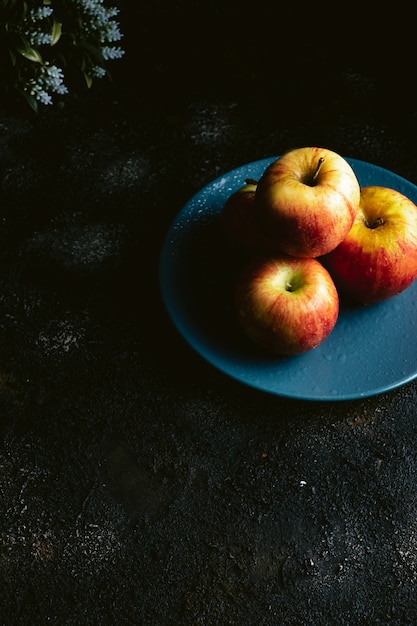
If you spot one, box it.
[235,255,339,356]
[255,147,360,258]
[324,186,417,304]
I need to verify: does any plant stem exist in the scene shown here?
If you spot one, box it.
[365,216,384,229]
[312,157,325,182]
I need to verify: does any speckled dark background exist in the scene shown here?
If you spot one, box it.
[2,3,417,625]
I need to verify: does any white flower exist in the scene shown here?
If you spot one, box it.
[23,64,68,105]
[29,32,53,46]
[90,65,107,78]
[101,45,124,61]
[30,7,54,20]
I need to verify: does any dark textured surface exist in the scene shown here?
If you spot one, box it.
[2,4,417,625]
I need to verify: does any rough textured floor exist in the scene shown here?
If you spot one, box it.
[1,4,417,625]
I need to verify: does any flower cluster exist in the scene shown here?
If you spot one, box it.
[0,0,125,111]
[25,63,68,106]
[25,6,54,46]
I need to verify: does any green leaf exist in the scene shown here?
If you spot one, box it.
[0,0,18,9]
[51,20,62,46]
[0,0,26,20]
[8,48,16,65]
[83,71,93,88]
[17,87,39,113]
[17,42,43,63]
[76,41,105,65]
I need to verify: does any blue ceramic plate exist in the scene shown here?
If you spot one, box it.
[159,157,417,401]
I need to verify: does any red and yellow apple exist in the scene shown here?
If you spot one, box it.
[323,185,417,305]
[255,147,361,258]
[234,254,339,356]
[220,178,275,257]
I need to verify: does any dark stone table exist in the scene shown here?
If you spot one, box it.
[2,4,417,624]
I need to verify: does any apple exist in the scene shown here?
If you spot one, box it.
[235,254,339,356]
[220,178,275,257]
[254,147,361,258]
[323,185,417,305]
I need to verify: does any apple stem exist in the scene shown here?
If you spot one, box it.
[312,157,325,183]
[365,216,384,229]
